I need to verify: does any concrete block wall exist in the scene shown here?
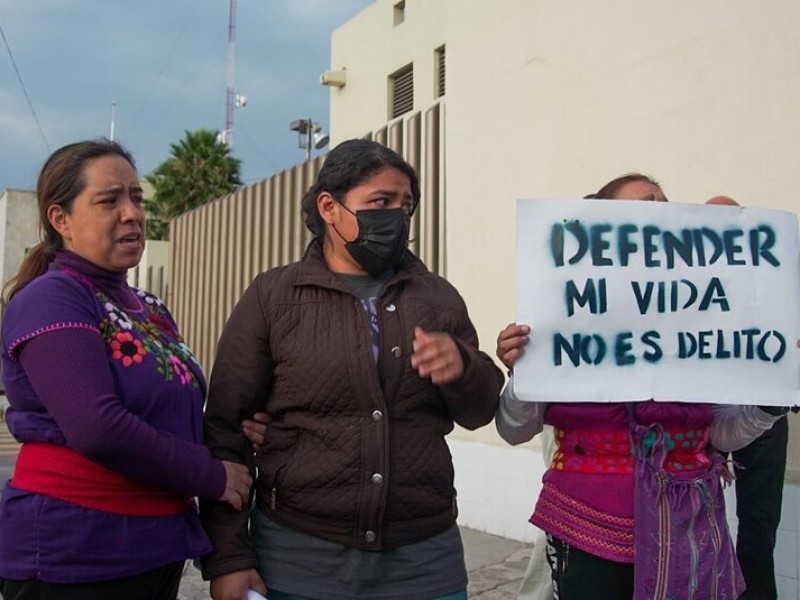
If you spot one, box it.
[0,189,38,289]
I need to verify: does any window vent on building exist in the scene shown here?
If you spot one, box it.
[390,64,414,119]
[435,45,446,98]
[393,1,406,26]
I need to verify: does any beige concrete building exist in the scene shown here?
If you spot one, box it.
[324,1,800,594]
[0,189,39,292]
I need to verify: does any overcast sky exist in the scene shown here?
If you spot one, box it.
[0,0,373,191]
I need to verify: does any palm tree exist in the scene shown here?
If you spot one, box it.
[145,129,242,240]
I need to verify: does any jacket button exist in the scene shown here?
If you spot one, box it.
[391,346,402,358]
[372,410,383,421]
[371,473,384,485]
[385,303,396,312]
[365,530,376,543]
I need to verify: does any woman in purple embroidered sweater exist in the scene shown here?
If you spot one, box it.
[0,140,252,600]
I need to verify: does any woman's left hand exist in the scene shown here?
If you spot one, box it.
[411,326,464,385]
[242,412,270,449]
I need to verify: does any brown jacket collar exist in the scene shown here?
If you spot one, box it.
[293,238,428,293]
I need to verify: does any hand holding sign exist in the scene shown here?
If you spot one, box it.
[496,323,530,371]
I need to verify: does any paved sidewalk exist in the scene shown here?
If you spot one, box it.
[178,527,531,599]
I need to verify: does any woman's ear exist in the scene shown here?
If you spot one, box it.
[317,191,338,226]
[46,204,71,241]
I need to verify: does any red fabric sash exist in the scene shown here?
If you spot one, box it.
[552,427,634,474]
[552,426,710,475]
[12,442,192,516]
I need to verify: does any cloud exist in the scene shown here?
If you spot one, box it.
[0,0,373,190]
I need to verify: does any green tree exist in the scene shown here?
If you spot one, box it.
[145,129,242,240]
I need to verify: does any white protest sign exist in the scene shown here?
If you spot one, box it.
[514,199,800,406]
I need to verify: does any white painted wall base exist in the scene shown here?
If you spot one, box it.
[450,437,800,599]
[451,438,544,545]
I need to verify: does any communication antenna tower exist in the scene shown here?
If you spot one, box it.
[219,0,246,147]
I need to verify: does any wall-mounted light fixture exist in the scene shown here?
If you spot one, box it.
[320,68,347,88]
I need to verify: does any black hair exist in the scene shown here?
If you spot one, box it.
[301,139,421,237]
[592,173,662,200]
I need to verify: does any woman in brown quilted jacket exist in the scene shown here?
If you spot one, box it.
[200,139,504,600]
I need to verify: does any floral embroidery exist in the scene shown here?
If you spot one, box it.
[149,313,173,335]
[104,302,133,331]
[110,332,147,367]
[136,288,164,307]
[94,286,202,388]
[176,341,201,366]
[169,355,192,385]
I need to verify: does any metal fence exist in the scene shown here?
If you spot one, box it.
[169,102,445,371]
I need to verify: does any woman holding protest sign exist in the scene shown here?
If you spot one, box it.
[496,174,788,600]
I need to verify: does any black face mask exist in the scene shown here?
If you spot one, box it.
[336,207,410,276]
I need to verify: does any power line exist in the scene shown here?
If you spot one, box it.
[124,2,200,142]
[237,124,280,175]
[274,0,327,74]
[0,15,50,152]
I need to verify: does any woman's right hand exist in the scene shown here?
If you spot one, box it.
[210,568,267,600]
[219,461,253,510]
[496,323,531,371]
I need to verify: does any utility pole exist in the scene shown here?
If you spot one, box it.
[221,0,237,146]
[109,101,117,141]
[289,118,329,162]
[218,0,246,147]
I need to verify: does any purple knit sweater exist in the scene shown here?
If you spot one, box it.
[0,251,225,583]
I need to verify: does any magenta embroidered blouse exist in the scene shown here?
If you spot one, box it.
[0,250,225,583]
[530,401,714,563]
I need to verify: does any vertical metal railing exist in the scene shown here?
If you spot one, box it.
[170,102,445,371]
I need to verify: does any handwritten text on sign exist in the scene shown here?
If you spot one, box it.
[514,199,800,406]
